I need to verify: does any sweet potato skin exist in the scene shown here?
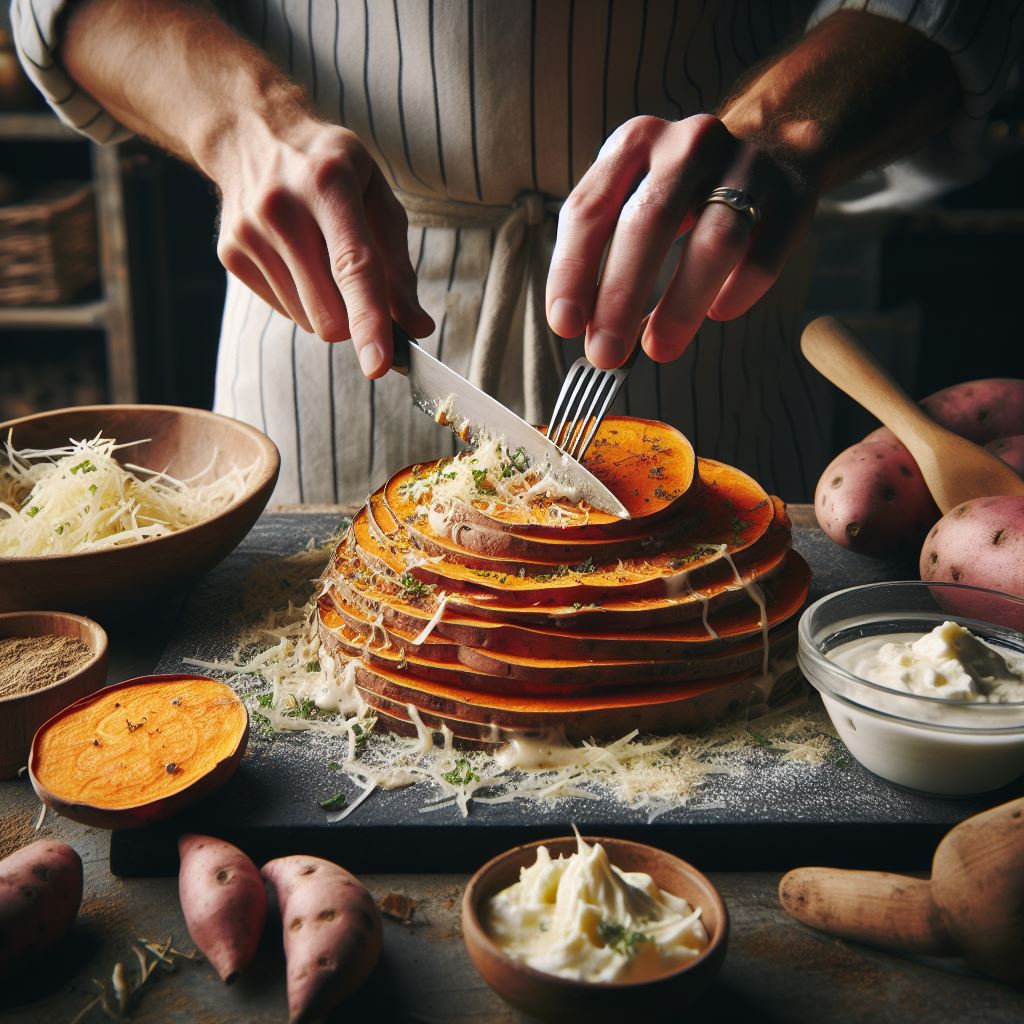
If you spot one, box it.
[987,435,1024,477]
[815,440,938,557]
[920,496,1024,625]
[0,840,82,977]
[178,834,267,984]
[262,855,382,1024]
[920,378,1024,444]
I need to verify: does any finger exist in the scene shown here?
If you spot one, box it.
[643,201,753,362]
[233,224,315,334]
[545,116,662,339]
[582,161,707,369]
[709,201,812,322]
[363,167,435,337]
[312,169,396,379]
[219,247,291,319]
[258,192,351,342]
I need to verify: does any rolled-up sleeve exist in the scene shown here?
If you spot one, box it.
[810,0,1024,150]
[10,0,132,143]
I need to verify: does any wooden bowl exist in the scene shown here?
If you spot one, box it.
[0,610,108,778]
[462,836,728,1023]
[0,404,280,617]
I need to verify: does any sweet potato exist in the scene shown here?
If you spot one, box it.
[987,435,1024,477]
[920,496,1024,627]
[262,855,382,1024]
[815,439,938,558]
[920,378,1024,444]
[0,840,82,977]
[178,834,266,984]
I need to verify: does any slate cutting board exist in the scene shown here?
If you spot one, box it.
[109,512,1024,876]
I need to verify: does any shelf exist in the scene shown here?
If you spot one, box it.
[0,298,107,329]
[0,111,79,141]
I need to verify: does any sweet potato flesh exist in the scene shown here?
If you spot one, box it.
[32,678,247,809]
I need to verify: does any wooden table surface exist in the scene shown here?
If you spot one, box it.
[3,506,1023,1024]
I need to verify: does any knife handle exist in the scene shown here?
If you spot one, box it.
[391,322,414,377]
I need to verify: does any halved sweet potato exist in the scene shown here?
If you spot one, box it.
[29,675,248,830]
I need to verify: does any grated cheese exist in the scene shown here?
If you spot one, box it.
[0,432,256,557]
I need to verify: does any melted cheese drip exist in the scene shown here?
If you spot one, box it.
[720,547,769,674]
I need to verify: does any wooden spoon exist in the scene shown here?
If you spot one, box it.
[801,316,1024,513]
[779,796,1024,982]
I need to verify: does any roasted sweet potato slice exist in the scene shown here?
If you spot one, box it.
[351,661,771,738]
[391,417,696,539]
[29,675,249,829]
[322,553,809,663]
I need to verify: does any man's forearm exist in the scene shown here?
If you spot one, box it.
[719,10,961,192]
[61,0,311,183]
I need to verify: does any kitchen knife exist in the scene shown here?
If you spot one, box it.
[390,324,630,518]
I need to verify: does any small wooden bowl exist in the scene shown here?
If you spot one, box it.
[0,404,280,617]
[0,610,108,778]
[462,836,728,1023]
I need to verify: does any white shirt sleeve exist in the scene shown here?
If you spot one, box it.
[10,0,132,143]
[809,0,1024,152]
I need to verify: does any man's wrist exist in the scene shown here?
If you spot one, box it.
[189,69,315,185]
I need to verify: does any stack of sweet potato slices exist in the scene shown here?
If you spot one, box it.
[319,417,810,742]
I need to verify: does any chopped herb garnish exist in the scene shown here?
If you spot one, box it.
[471,467,491,492]
[284,696,319,720]
[256,692,274,708]
[351,723,368,753]
[305,659,321,673]
[70,459,97,474]
[399,572,435,598]
[88,483,97,494]
[318,792,349,811]
[747,728,775,749]
[443,757,479,786]
[26,505,40,517]
[572,556,596,574]
[598,920,651,958]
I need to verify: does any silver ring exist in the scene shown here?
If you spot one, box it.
[702,186,760,227]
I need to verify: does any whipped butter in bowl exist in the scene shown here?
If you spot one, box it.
[798,582,1024,795]
[462,834,727,1023]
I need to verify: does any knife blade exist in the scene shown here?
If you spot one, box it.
[390,325,630,518]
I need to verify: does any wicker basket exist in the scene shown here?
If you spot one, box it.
[0,182,99,305]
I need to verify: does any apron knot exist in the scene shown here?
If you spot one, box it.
[516,190,548,227]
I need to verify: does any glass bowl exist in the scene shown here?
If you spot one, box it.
[797,581,1024,796]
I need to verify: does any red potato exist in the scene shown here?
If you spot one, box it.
[987,435,1024,477]
[178,834,267,984]
[920,378,1024,444]
[0,840,82,977]
[815,439,938,558]
[262,855,382,1024]
[920,496,1024,628]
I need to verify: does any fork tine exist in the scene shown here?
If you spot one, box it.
[552,361,594,448]
[547,360,587,441]
[548,362,589,446]
[574,373,624,461]
[561,366,605,453]
[567,373,615,461]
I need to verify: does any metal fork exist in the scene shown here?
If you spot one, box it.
[547,316,647,462]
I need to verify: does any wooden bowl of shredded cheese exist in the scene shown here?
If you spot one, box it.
[0,609,108,778]
[0,404,279,617]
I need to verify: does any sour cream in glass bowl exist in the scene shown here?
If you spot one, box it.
[797,581,1024,796]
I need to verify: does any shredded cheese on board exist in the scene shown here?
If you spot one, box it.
[0,432,256,556]
[183,538,840,825]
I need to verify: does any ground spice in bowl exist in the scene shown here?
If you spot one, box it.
[0,635,93,699]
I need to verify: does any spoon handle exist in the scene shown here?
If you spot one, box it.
[800,316,933,443]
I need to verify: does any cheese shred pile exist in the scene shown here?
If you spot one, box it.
[0,432,256,556]
[184,538,841,825]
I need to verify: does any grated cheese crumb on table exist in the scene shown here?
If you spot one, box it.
[182,536,840,823]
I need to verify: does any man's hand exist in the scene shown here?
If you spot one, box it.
[547,10,959,370]
[61,0,432,379]
[546,114,815,368]
[210,118,433,377]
